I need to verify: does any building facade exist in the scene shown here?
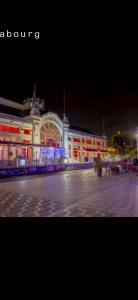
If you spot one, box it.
[0,88,107,166]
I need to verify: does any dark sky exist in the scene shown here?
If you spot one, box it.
[0,17,137,139]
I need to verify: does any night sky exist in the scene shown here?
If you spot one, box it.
[0,17,137,140]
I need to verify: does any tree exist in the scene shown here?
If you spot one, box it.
[128,148,137,158]
[113,136,124,154]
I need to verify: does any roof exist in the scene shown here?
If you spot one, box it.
[69,125,106,139]
[69,125,95,135]
[0,97,24,110]
[0,112,33,124]
[0,98,45,118]
[0,103,22,117]
[0,97,106,138]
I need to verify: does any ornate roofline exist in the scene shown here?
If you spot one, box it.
[0,112,32,124]
[0,97,24,110]
[69,129,107,139]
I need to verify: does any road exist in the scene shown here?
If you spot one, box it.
[0,169,138,217]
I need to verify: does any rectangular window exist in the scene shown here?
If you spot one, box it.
[97,141,101,146]
[24,129,30,135]
[73,138,80,143]
[0,125,20,133]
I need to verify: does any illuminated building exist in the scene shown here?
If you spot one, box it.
[0,85,107,166]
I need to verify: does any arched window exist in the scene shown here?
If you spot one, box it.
[40,122,61,147]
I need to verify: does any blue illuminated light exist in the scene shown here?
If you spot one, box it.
[40,147,65,160]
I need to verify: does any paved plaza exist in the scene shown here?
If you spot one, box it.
[0,168,138,217]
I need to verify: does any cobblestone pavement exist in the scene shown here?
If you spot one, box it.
[0,169,138,217]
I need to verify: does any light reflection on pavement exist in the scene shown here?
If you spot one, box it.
[0,169,138,217]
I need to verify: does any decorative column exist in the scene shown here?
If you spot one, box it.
[8,144,10,166]
[16,145,18,167]
[2,145,4,166]
[71,143,73,162]
[63,114,70,161]
[32,118,40,162]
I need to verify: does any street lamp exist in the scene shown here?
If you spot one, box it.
[136,127,138,159]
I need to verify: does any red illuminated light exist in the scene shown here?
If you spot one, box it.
[73,138,81,143]
[0,125,30,135]
[24,129,30,135]
[0,125,20,133]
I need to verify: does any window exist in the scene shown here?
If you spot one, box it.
[0,125,20,133]
[97,141,101,146]
[24,129,30,135]
[73,138,80,143]
[86,140,92,144]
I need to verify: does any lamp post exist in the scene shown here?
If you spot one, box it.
[136,127,138,159]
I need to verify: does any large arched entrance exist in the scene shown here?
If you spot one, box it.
[39,121,64,164]
[40,122,62,147]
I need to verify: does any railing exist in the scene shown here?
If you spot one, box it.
[0,161,93,178]
[0,159,62,169]
[65,162,93,170]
